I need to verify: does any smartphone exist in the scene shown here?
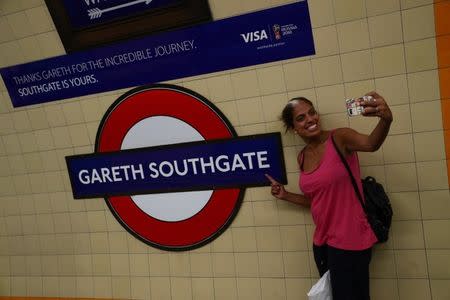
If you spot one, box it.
[346,95,373,116]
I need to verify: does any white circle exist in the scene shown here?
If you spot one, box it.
[121,116,213,222]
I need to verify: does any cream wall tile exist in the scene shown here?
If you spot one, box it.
[149,253,170,276]
[37,214,54,234]
[111,277,131,299]
[44,105,66,127]
[316,84,346,114]
[27,277,43,296]
[260,278,286,300]
[368,12,403,47]
[390,192,421,220]
[277,200,306,226]
[337,19,370,53]
[405,38,437,73]
[261,93,287,122]
[411,100,442,132]
[311,55,343,86]
[366,0,400,16]
[24,152,43,173]
[312,25,339,57]
[0,177,15,196]
[21,214,38,235]
[0,157,11,176]
[400,0,433,8]
[235,252,259,277]
[286,278,313,300]
[283,60,314,91]
[427,250,450,279]
[42,277,58,297]
[12,111,31,132]
[69,211,89,233]
[130,277,151,300]
[232,227,257,252]
[417,161,448,190]
[76,277,94,298]
[74,254,92,276]
[424,220,450,248]
[385,163,418,192]
[236,278,261,300]
[19,133,39,153]
[17,36,48,62]
[183,79,209,99]
[414,131,445,161]
[80,98,102,122]
[370,250,397,277]
[5,215,22,235]
[236,96,264,125]
[10,277,26,296]
[341,50,374,82]
[320,113,349,131]
[372,44,406,77]
[91,254,111,275]
[283,251,310,277]
[68,124,90,146]
[0,41,25,67]
[231,70,260,99]
[213,252,236,277]
[333,0,366,23]
[206,74,234,102]
[128,253,149,276]
[25,6,53,34]
[393,220,425,249]
[402,5,435,42]
[91,232,109,253]
[8,155,26,175]
[389,104,412,135]
[171,277,193,300]
[308,0,335,27]
[36,31,64,58]
[0,114,14,135]
[396,249,428,278]
[0,17,15,43]
[255,226,282,251]
[257,65,285,95]
[19,0,45,10]
[407,70,440,103]
[210,0,242,20]
[210,228,233,252]
[344,79,375,99]
[375,75,409,105]
[34,129,54,151]
[93,277,112,298]
[62,102,84,125]
[57,277,75,297]
[108,231,129,254]
[383,134,415,163]
[420,190,450,220]
[398,279,431,300]
[13,174,31,195]
[53,213,71,234]
[6,11,33,39]
[28,107,49,130]
[87,210,107,232]
[253,200,279,225]
[430,280,450,300]
[232,201,254,227]
[169,252,190,276]
[73,233,92,254]
[190,253,212,277]
[348,114,378,135]
[258,252,284,277]
[214,278,237,300]
[192,278,214,300]
[50,127,72,149]
[110,253,130,276]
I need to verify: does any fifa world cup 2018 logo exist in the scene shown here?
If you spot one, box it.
[273,24,281,40]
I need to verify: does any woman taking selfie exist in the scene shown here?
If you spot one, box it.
[266,91,393,300]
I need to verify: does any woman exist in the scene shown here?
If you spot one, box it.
[266,91,392,300]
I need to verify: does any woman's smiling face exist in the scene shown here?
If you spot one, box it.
[291,100,321,138]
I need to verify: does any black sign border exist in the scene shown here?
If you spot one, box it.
[44,0,212,53]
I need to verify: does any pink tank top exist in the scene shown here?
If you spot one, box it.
[299,133,377,250]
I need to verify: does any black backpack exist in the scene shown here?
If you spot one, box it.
[361,176,393,243]
[332,137,393,243]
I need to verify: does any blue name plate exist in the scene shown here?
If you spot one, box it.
[0,1,314,107]
[66,133,287,199]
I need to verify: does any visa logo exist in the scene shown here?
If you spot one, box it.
[240,30,269,43]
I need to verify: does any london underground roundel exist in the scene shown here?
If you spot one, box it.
[95,84,243,250]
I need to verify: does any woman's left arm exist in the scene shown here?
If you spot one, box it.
[335,91,393,153]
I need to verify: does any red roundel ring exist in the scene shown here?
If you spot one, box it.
[95,84,244,250]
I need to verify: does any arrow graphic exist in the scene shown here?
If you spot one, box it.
[88,0,153,20]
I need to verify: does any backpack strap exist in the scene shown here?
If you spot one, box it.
[331,135,367,213]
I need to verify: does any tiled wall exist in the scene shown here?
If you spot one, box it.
[0,0,449,299]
